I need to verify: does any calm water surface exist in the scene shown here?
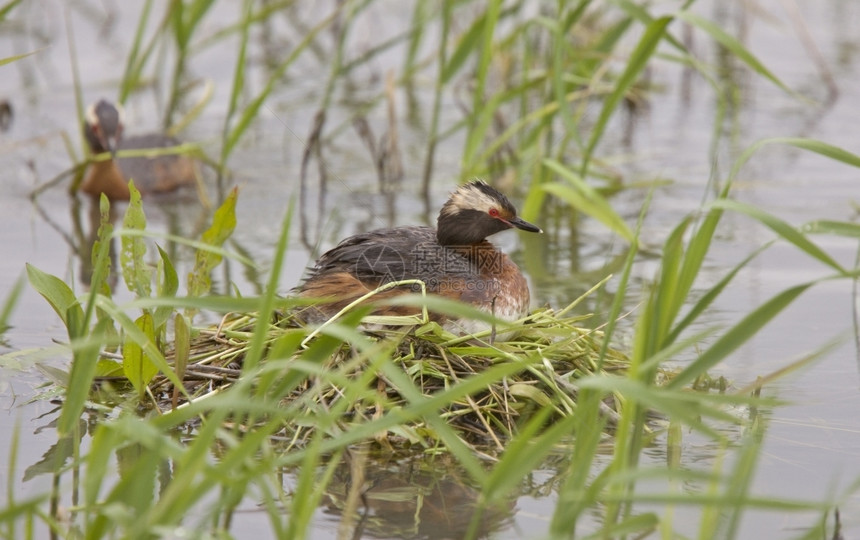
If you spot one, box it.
[1,1,860,538]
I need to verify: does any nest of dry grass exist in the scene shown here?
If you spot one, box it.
[145,302,632,449]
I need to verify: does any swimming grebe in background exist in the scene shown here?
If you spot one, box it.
[296,180,542,333]
[81,100,199,201]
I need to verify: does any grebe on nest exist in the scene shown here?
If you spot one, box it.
[296,180,542,334]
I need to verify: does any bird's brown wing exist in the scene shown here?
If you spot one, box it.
[306,226,436,288]
[117,134,198,194]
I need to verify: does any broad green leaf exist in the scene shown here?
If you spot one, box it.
[26,263,82,335]
[114,443,159,515]
[95,359,123,378]
[187,187,238,301]
[91,195,114,297]
[157,246,180,296]
[123,311,159,397]
[121,181,152,298]
[22,435,74,481]
[95,294,185,394]
[543,159,634,241]
[35,363,69,387]
[153,244,179,330]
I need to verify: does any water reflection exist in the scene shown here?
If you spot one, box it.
[0,99,12,131]
[321,453,514,540]
[298,72,406,252]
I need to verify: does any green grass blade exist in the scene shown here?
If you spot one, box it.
[421,0,451,199]
[57,317,113,437]
[84,424,122,509]
[0,48,40,67]
[668,282,813,389]
[677,10,794,97]
[710,199,846,274]
[286,439,341,539]
[118,0,154,102]
[667,243,770,345]
[652,216,692,346]
[803,220,860,237]
[581,15,672,175]
[222,6,339,162]
[0,0,23,20]
[244,199,293,373]
[462,0,501,171]
[543,158,634,241]
[711,414,767,539]
[0,273,24,335]
[440,6,487,84]
[550,2,591,140]
[479,407,569,502]
[550,391,607,535]
[219,0,252,164]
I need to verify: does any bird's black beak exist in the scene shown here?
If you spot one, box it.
[102,134,119,158]
[105,136,119,159]
[509,216,542,234]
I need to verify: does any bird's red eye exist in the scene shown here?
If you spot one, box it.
[488,208,500,217]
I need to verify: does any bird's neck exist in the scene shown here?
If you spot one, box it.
[81,159,130,201]
[436,209,494,246]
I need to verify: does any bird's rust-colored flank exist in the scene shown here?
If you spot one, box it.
[80,100,199,201]
[295,181,542,333]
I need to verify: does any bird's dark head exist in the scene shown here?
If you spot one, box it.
[436,180,542,246]
[83,100,125,156]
